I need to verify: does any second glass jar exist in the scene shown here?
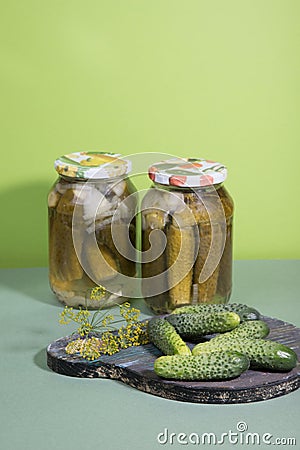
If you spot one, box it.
[141,158,234,314]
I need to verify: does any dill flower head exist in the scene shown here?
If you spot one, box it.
[59,306,75,325]
[65,338,85,355]
[59,299,149,360]
[80,337,102,360]
[89,285,106,301]
[119,302,141,323]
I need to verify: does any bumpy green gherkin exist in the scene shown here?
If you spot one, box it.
[192,338,298,371]
[166,311,240,341]
[154,351,250,380]
[147,317,191,356]
[211,320,270,341]
[172,303,260,322]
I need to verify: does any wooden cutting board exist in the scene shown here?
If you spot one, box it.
[47,316,300,404]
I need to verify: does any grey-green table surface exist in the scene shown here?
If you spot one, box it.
[0,261,299,450]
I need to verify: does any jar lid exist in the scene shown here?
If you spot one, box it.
[148,158,227,187]
[54,151,131,179]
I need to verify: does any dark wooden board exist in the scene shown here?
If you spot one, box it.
[47,316,300,404]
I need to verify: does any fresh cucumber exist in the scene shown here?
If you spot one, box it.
[166,311,240,341]
[212,320,270,341]
[154,351,250,380]
[147,317,191,356]
[172,303,260,322]
[192,338,298,371]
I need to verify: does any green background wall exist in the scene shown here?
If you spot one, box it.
[0,0,299,268]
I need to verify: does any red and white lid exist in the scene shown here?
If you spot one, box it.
[148,158,227,187]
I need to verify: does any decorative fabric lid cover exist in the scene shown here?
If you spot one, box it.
[148,158,227,187]
[54,152,131,179]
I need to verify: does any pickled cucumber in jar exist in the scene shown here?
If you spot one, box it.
[141,158,234,314]
[48,152,137,308]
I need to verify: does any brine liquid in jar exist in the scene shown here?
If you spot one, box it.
[48,152,137,308]
[141,158,234,314]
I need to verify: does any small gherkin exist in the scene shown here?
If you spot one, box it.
[172,303,261,322]
[211,320,270,341]
[166,311,240,341]
[154,351,250,381]
[147,317,191,356]
[192,338,298,371]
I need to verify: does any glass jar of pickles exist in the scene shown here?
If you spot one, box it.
[48,152,137,308]
[141,158,234,314]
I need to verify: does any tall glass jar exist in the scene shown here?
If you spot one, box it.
[141,158,234,314]
[48,152,137,308]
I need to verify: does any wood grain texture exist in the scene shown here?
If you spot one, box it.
[47,316,300,404]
